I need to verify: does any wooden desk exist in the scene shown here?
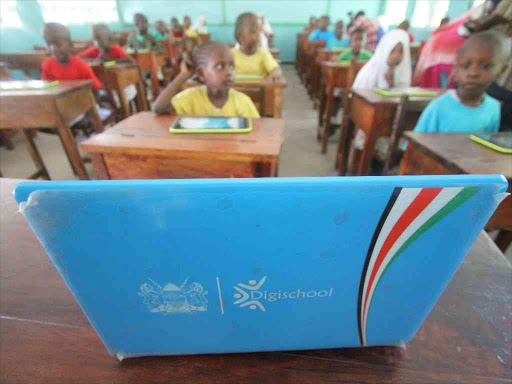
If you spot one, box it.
[0,81,103,180]
[343,88,441,176]
[80,112,284,179]
[400,132,512,250]
[313,49,346,108]
[0,52,49,78]
[295,32,307,72]
[1,177,510,383]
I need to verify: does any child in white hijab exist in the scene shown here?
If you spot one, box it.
[352,29,412,161]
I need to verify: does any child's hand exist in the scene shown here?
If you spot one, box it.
[179,59,193,78]
[268,71,282,83]
[384,68,394,88]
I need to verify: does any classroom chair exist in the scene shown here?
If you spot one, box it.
[295,32,307,74]
[303,41,325,97]
[199,33,211,42]
[382,95,432,175]
[109,64,149,119]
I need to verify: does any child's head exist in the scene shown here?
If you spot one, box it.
[439,17,450,28]
[387,42,404,67]
[455,31,507,101]
[309,16,317,27]
[235,13,260,54]
[92,24,112,52]
[43,22,72,64]
[398,20,410,32]
[319,15,330,31]
[350,27,366,55]
[134,13,149,34]
[193,41,234,92]
[184,16,191,29]
[334,21,345,39]
[355,11,365,21]
[155,20,167,34]
[171,17,179,29]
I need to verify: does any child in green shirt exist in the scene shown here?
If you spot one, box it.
[127,13,163,53]
[339,28,373,62]
[153,20,169,41]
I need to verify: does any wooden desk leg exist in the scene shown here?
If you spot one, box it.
[90,153,110,179]
[151,66,161,98]
[273,86,283,119]
[136,80,149,112]
[117,85,130,119]
[259,160,278,177]
[337,114,355,176]
[357,131,376,176]
[321,86,334,154]
[21,130,50,180]
[88,91,104,133]
[55,115,89,180]
[318,83,326,141]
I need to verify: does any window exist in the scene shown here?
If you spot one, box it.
[381,0,409,28]
[412,0,450,28]
[39,0,118,24]
[0,0,22,28]
[472,0,487,7]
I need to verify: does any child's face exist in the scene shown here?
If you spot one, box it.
[350,32,364,54]
[310,17,317,26]
[94,27,112,52]
[156,21,167,34]
[335,22,344,38]
[238,15,260,52]
[44,29,71,64]
[184,16,191,29]
[387,43,404,67]
[319,17,329,30]
[171,19,178,28]
[135,16,148,34]
[198,45,235,92]
[456,46,502,101]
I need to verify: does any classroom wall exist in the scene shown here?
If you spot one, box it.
[1,0,475,64]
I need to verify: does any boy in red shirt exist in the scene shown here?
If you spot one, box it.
[79,24,132,62]
[42,22,102,90]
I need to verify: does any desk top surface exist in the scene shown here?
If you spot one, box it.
[0,80,92,98]
[405,132,512,180]
[0,177,510,383]
[81,112,284,158]
[351,88,444,105]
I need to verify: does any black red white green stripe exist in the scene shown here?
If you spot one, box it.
[357,186,481,346]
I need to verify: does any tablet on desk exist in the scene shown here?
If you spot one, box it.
[169,117,253,134]
[470,133,512,154]
[373,87,438,97]
[0,80,59,91]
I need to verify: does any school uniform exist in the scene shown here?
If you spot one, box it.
[78,44,128,59]
[308,29,335,43]
[232,47,279,76]
[171,85,260,118]
[42,56,102,89]
[338,49,373,61]
[326,35,350,50]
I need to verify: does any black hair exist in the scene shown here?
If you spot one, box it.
[235,12,257,43]
[192,41,226,69]
[92,23,109,35]
[355,11,365,18]
[440,17,450,25]
[458,30,508,63]
[171,17,178,22]
[43,22,71,40]
[134,13,147,23]
[351,27,366,36]
[320,15,330,20]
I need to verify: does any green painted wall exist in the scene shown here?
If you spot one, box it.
[1,0,474,66]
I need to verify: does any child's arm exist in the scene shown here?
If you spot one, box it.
[268,67,283,83]
[153,60,193,114]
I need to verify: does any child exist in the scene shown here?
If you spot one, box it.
[42,23,102,90]
[414,31,506,134]
[154,20,169,41]
[326,21,350,50]
[153,41,260,118]
[338,28,373,61]
[183,15,200,41]
[170,17,184,40]
[352,29,411,89]
[305,16,318,33]
[232,13,282,82]
[308,15,334,43]
[351,29,411,161]
[79,24,132,62]
[127,13,162,53]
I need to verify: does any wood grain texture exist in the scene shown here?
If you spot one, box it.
[80,113,284,179]
[1,177,510,383]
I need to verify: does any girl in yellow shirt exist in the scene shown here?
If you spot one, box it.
[232,13,283,82]
[154,41,260,118]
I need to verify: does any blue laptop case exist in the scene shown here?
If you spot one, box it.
[14,175,508,360]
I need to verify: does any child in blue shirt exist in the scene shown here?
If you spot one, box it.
[326,21,350,50]
[308,15,334,43]
[414,31,507,134]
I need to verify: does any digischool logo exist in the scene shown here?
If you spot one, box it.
[233,277,334,312]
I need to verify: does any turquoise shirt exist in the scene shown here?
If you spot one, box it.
[308,29,335,43]
[414,91,500,134]
[326,35,350,50]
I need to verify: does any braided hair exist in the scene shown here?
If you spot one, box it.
[192,41,226,69]
[235,12,257,44]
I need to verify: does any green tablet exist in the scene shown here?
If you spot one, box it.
[373,87,438,97]
[470,134,512,154]
[169,117,253,134]
[0,80,59,91]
